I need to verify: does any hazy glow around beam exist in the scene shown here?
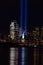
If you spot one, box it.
[19,0,23,37]
[22,32,25,39]
[24,0,28,34]
[19,0,28,37]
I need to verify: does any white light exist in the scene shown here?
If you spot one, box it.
[10,22,15,30]
[10,22,14,27]
[22,32,25,39]
[10,48,16,65]
[10,22,15,40]
[10,31,15,40]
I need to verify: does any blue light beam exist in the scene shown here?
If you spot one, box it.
[24,0,28,34]
[19,0,23,37]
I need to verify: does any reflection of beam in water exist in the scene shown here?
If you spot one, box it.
[19,47,29,65]
[21,47,25,65]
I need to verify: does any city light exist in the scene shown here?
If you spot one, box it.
[0,20,43,46]
[21,32,25,43]
[10,22,15,40]
[10,48,15,65]
[21,47,25,65]
[22,32,25,39]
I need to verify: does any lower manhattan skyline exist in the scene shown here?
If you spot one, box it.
[0,0,43,34]
[0,1,43,65]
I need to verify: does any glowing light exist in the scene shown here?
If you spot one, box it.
[24,0,28,33]
[10,31,15,40]
[19,0,23,37]
[19,0,28,36]
[10,48,15,65]
[22,32,25,39]
[10,22,14,26]
[10,22,15,40]
[10,22,14,31]
[21,32,25,43]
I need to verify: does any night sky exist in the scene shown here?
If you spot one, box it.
[0,0,43,34]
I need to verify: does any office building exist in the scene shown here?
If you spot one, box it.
[10,20,19,43]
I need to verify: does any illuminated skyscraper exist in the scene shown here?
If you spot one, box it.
[10,20,19,42]
[10,21,15,40]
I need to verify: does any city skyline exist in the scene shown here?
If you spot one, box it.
[0,0,43,34]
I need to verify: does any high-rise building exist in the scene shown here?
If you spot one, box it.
[10,21,15,40]
[40,27,43,45]
[40,27,43,40]
[35,27,40,39]
[10,20,19,43]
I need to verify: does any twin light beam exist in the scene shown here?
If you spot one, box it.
[19,0,28,37]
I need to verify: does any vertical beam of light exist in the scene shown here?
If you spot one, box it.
[24,0,28,34]
[19,0,23,37]
[21,47,25,65]
[10,48,16,65]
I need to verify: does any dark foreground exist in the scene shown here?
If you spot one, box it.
[0,43,43,65]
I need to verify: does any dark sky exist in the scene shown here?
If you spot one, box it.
[0,0,19,34]
[0,0,43,34]
[29,0,43,29]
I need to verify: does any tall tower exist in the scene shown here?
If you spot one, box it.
[10,20,19,41]
[19,0,28,37]
[10,21,15,40]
